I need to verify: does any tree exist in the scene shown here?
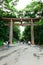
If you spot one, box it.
[0,20,20,42]
[0,0,19,17]
[13,26,20,40]
[22,0,43,45]
[0,20,10,41]
[22,19,43,45]
[23,1,43,18]
[22,26,31,42]
[34,19,43,45]
[0,0,21,44]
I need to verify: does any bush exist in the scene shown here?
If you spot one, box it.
[0,40,4,46]
[12,38,17,44]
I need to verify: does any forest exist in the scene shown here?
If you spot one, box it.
[0,0,43,45]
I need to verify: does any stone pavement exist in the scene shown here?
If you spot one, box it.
[0,44,26,60]
[0,44,43,65]
[0,44,19,59]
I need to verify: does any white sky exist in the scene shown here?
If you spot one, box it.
[15,0,32,10]
[20,26,25,34]
[16,0,43,10]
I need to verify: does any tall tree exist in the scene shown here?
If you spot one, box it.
[22,0,43,45]
[0,20,9,41]
[0,0,19,17]
[0,0,20,42]
[23,1,43,18]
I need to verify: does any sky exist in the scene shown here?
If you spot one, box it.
[16,0,32,10]
[20,26,25,34]
[16,0,43,10]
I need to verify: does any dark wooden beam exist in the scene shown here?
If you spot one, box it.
[4,23,43,26]
[1,17,42,22]
[14,23,31,26]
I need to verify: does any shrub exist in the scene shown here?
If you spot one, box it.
[0,40,4,46]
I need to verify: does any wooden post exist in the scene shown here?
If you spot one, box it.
[31,19,34,44]
[9,19,13,44]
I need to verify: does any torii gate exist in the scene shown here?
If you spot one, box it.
[0,17,42,44]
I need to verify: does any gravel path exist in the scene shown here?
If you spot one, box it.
[0,44,43,65]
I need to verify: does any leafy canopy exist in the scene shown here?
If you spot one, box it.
[0,0,19,17]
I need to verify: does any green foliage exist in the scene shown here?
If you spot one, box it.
[0,21,20,45]
[13,26,20,40]
[23,1,43,18]
[22,26,31,42]
[0,0,19,18]
[0,20,9,41]
[5,0,12,3]
[34,24,43,45]
[12,38,17,44]
[0,40,4,46]
[34,19,43,25]
[23,19,43,45]
[0,0,43,45]
[0,9,17,18]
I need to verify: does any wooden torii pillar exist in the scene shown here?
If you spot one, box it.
[9,19,13,44]
[31,19,34,44]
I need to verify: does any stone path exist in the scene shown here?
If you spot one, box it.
[0,44,43,65]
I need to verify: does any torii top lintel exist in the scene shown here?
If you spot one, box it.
[0,17,43,22]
